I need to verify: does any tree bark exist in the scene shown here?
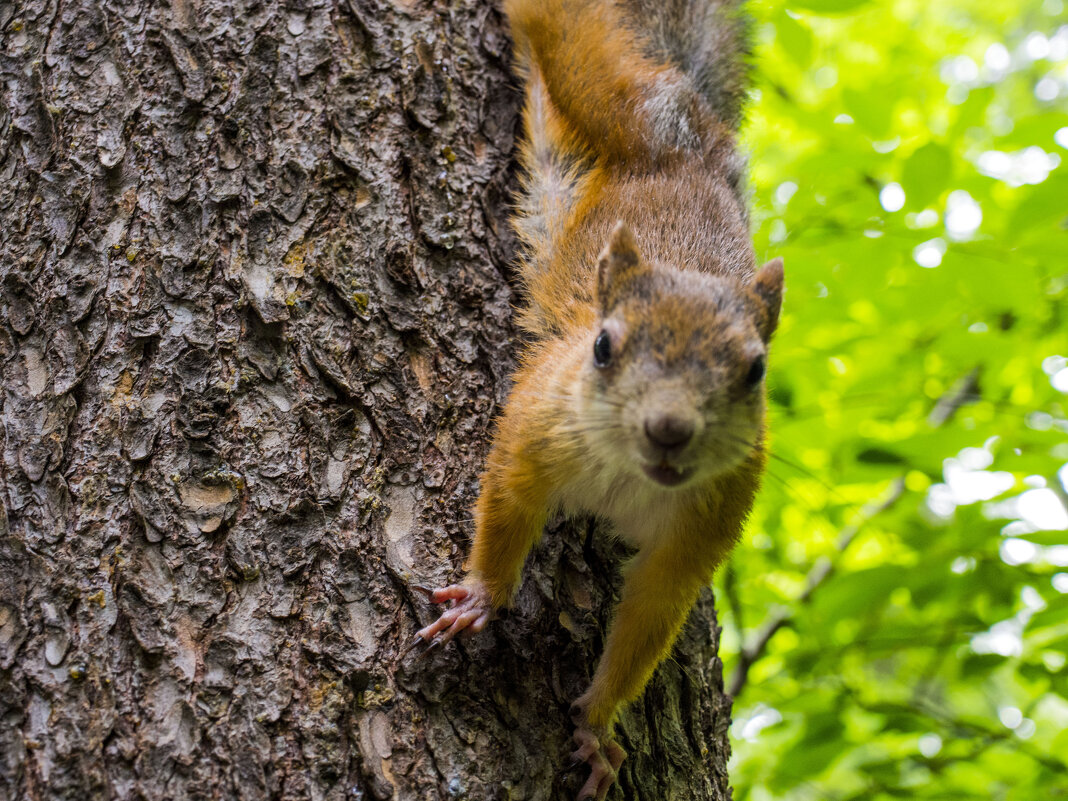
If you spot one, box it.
[0,0,733,799]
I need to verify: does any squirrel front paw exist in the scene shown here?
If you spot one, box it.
[409,581,494,655]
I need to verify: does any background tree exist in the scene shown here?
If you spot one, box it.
[0,0,732,799]
[725,1,1068,799]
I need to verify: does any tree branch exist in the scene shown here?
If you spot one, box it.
[727,476,905,698]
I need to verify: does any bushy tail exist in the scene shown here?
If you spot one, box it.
[506,0,750,168]
[622,0,752,129]
[506,0,751,309]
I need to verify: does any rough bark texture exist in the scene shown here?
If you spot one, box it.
[0,1,733,799]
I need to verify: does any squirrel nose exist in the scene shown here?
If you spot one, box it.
[644,414,695,451]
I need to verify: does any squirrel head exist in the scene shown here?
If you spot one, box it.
[582,221,783,489]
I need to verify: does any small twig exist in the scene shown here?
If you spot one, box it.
[727,477,906,698]
[728,369,982,699]
[721,564,746,645]
[851,692,1067,774]
[927,367,981,427]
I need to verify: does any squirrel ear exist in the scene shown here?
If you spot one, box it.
[596,221,647,308]
[752,257,784,341]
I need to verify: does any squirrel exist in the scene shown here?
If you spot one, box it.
[415,0,783,797]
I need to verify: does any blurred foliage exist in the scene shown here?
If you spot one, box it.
[723,0,1068,799]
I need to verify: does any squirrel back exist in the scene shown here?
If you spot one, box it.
[506,0,757,340]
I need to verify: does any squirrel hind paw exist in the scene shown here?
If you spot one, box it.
[570,726,625,801]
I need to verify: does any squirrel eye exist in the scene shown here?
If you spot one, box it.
[746,355,766,388]
[593,330,612,368]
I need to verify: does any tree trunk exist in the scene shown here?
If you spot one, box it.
[0,0,733,799]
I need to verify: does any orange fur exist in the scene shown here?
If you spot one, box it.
[476,0,781,730]
[429,0,780,792]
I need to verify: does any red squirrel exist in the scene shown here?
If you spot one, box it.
[416,0,782,797]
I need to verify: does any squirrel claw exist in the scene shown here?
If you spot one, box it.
[399,634,426,658]
[560,752,585,774]
[415,635,443,660]
[407,581,494,660]
[400,633,444,661]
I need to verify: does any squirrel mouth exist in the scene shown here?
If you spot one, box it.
[642,461,694,487]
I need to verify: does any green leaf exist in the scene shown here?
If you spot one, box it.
[1027,598,1068,633]
[810,565,910,621]
[855,447,907,464]
[1007,173,1068,240]
[787,0,874,13]
[843,86,893,137]
[901,142,952,209]
[776,11,815,65]
[773,712,847,787]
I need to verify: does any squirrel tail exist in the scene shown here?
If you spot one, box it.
[506,0,750,168]
[622,0,752,130]
[507,0,750,297]
[510,62,591,285]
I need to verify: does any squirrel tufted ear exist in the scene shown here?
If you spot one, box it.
[752,257,784,342]
[596,221,648,309]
